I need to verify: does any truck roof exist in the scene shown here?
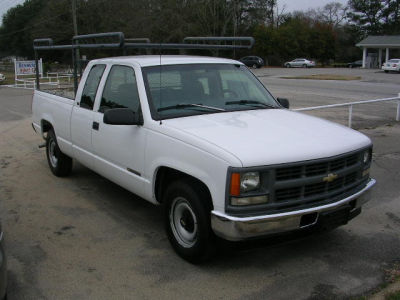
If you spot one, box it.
[90,55,242,67]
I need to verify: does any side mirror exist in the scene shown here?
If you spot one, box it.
[277,98,290,109]
[103,108,143,125]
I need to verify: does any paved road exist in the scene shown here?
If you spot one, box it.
[0,69,399,299]
[253,67,400,128]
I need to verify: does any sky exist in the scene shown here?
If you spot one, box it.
[0,0,349,24]
[279,0,347,12]
[0,0,24,21]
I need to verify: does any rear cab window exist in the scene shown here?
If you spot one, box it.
[80,64,106,110]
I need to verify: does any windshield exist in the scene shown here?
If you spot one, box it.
[142,64,279,120]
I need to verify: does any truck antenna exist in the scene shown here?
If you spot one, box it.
[159,42,162,125]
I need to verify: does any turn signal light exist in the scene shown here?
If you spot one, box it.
[230,173,240,196]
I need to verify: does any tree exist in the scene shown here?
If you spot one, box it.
[318,2,348,27]
[347,0,386,34]
[0,0,46,57]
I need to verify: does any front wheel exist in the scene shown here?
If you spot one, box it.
[252,64,258,69]
[285,64,291,68]
[164,179,215,263]
[46,129,72,177]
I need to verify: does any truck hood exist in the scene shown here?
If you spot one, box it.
[163,109,371,167]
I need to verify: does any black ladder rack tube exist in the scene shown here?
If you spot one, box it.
[33,32,255,95]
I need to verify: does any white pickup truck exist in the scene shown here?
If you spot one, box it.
[32,55,375,262]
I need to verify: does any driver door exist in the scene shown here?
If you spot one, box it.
[91,65,147,196]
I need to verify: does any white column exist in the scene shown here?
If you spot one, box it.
[385,48,389,62]
[362,47,367,68]
[378,48,382,67]
[14,58,17,83]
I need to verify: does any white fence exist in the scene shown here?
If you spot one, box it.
[13,72,74,89]
[293,93,400,127]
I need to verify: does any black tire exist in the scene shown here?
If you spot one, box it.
[164,178,215,263]
[285,64,291,68]
[46,129,72,177]
[252,64,257,69]
[384,70,389,73]
[302,64,307,68]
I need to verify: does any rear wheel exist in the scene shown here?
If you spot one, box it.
[164,179,215,263]
[286,64,291,68]
[302,64,307,68]
[384,70,389,73]
[46,129,72,177]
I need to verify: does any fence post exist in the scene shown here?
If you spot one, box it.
[348,105,353,127]
[397,93,400,122]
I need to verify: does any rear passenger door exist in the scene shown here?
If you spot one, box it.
[91,65,147,196]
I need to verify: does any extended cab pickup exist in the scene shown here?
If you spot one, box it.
[32,56,375,262]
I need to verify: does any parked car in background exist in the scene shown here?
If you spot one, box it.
[347,60,363,68]
[239,56,264,68]
[0,73,5,82]
[284,58,315,68]
[382,59,400,73]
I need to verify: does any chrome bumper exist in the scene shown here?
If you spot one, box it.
[211,178,376,241]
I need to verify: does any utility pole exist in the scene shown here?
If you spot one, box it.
[72,0,78,37]
[71,0,81,78]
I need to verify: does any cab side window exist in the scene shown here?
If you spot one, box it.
[100,65,140,113]
[80,64,106,110]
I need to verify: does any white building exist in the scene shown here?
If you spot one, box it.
[356,35,400,68]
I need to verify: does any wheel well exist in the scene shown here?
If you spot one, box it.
[155,167,213,210]
[41,120,53,134]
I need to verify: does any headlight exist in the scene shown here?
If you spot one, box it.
[240,172,260,193]
[229,172,268,206]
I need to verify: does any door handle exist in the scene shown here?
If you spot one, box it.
[92,121,99,131]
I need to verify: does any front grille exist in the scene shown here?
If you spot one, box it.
[276,187,301,201]
[276,166,302,180]
[275,153,359,182]
[226,148,371,216]
[273,151,365,210]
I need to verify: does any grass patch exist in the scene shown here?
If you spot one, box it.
[0,70,16,85]
[281,74,361,81]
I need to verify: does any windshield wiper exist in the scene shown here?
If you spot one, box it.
[225,100,276,108]
[158,103,225,112]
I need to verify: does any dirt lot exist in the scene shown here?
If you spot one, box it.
[0,68,400,299]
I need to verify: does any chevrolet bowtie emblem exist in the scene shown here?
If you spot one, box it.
[323,173,338,183]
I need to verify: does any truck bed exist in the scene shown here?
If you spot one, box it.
[32,90,74,155]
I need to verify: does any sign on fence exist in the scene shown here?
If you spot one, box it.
[14,59,43,77]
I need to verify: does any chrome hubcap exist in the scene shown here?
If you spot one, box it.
[170,197,197,248]
[48,139,58,168]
